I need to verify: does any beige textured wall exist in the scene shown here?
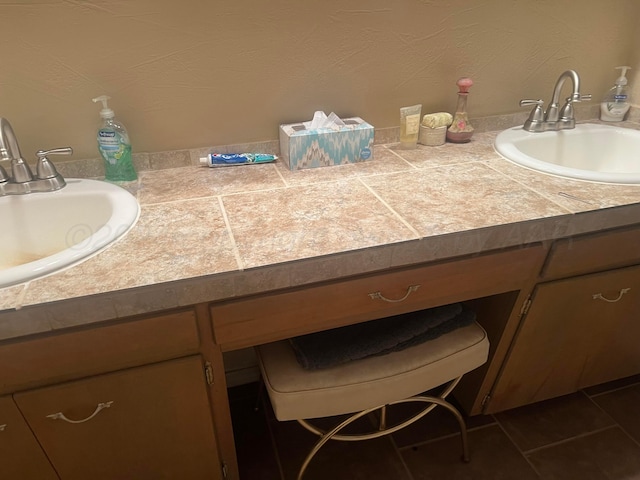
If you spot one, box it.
[633,26,640,105]
[0,0,638,161]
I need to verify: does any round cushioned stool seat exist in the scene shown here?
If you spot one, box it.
[256,320,489,421]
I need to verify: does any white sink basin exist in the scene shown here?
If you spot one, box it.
[494,123,640,184]
[0,178,139,288]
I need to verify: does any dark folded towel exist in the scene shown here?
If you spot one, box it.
[289,303,475,370]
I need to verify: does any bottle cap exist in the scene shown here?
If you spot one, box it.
[614,66,631,86]
[199,156,209,166]
[92,95,115,119]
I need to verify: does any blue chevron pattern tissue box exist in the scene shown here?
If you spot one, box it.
[279,117,374,170]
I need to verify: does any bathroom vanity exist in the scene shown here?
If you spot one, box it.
[1,126,640,479]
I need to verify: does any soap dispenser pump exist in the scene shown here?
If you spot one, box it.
[600,66,632,122]
[92,95,137,182]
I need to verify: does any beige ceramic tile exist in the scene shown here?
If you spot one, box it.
[286,244,396,287]
[484,157,640,213]
[111,285,181,318]
[137,164,286,204]
[275,158,360,185]
[232,264,292,298]
[0,304,53,341]
[47,294,118,329]
[389,216,571,268]
[22,198,239,306]
[276,146,414,187]
[563,202,640,237]
[172,273,236,306]
[0,284,25,311]
[362,162,570,238]
[388,131,497,168]
[148,150,191,170]
[222,180,419,269]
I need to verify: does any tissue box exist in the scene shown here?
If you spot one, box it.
[279,117,374,170]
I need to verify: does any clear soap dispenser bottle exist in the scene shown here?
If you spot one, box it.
[92,95,137,182]
[600,66,632,122]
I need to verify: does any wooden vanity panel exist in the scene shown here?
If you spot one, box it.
[14,356,221,480]
[211,245,547,351]
[542,224,640,280]
[0,309,200,395]
[487,264,640,413]
[0,395,59,480]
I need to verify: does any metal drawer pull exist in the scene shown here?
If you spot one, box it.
[592,288,631,303]
[0,424,6,432]
[368,285,420,303]
[46,401,114,424]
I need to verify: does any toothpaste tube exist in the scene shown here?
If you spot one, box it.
[199,153,277,167]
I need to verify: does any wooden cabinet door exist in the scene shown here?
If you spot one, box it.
[15,356,222,480]
[487,265,640,413]
[579,266,640,387]
[0,395,59,480]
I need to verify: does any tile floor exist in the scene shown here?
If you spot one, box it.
[229,375,640,480]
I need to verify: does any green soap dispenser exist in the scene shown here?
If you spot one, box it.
[92,95,137,182]
[600,66,632,122]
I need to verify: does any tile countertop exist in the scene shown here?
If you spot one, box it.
[2,125,640,341]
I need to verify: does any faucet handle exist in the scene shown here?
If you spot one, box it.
[36,147,72,179]
[520,99,545,120]
[0,164,8,183]
[520,99,545,131]
[569,93,592,102]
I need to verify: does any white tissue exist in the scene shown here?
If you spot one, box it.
[303,111,346,130]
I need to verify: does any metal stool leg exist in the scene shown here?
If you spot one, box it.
[297,409,372,480]
[293,377,471,478]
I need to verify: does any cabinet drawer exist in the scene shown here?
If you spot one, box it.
[14,356,221,480]
[212,245,546,350]
[543,224,640,279]
[0,309,200,394]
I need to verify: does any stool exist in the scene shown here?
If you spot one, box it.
[255,318,489,479]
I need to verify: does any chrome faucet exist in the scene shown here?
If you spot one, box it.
[519,70,592,132]
[0,117,70,196]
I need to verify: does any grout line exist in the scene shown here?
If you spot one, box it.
[272,162,290,187]
[493,414,544,477]
[357,177,422,239]
[520,424,620,456]
[381,145,420,169]
[389,435,417,480]
[217,196,245,271]
[13,282,29,310]
[482,161,578,215]
[395,421,498,451]
[583,385,640,450]
[585,380,640,398]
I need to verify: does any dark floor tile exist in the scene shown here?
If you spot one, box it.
[401,424,540,480]
[495,392,615,452]
[592,383,640,444]
[382,397,495,448]
[582,374,640,397]
[229,386,282,480]
[527,427,640,480]
[269,416,411,480]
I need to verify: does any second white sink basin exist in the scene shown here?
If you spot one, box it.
[494,123,640,184]
[0,178,139,288]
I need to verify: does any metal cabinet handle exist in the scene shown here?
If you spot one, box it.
[46,401,114,424]
[368,285,420,303]
[592,288,631,303]
[0,424,6,432]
